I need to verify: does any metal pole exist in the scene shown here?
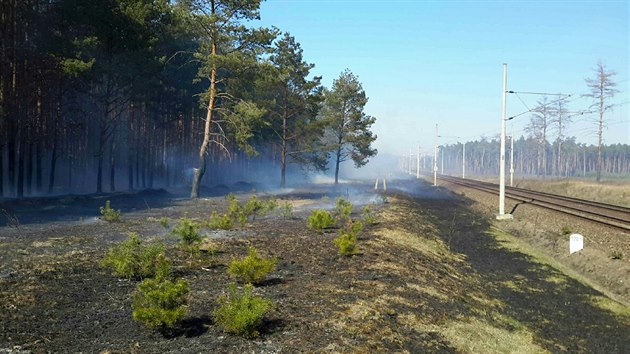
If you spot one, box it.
[510,133,514,187]
[441,146,444,174]
[434,124,438,186]
[462,142,466,179]
[416,144,420,179]
[408,149,412,175]
[497,63,512,219]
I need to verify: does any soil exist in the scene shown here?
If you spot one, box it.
[1,178,629,353]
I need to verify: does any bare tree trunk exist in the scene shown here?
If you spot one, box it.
[334,142,342,186]
[596,94,603,182]
[17,135,24,197]
[110,138,116,192]
[26,142,32,195]
[191,39,217,198]
[280,110,287,188]
[127,101,134,191]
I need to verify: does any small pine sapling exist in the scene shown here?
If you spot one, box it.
[333,219,363,256]
[132,277,189,332]
[362,205,377,225]
[242,195,266,220]
[278,202,293,219]
[307,209,335,232]
[228,246,277,285]
[334,197,353,223]
[172,218,203,245]
[100,200,121,222]
[208,211,235,230]
[159,217,169,229]
[102,232,165,279]
[213,283,273,338]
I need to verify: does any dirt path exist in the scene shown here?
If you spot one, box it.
[1,179,628,353]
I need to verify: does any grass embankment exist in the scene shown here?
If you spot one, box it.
[514,179,630,207]
[333,191,630,352]
[469,175,629,207]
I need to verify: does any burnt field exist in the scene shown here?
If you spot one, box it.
[1,179,629,353]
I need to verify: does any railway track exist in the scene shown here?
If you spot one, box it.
[438,175,630,232]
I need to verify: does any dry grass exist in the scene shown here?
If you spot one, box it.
[514,179,630,207]
[440,318,548,354]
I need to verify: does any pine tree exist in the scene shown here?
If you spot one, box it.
[321,70,377,185]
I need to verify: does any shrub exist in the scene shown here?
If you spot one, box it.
[100,200,121,222]
[277,202,293,219]
[208,211,235,230]
[102,232,165,279]
[362,205,377,225]
[172,218,203,246]
[560,226,572,236]
[334,219,362,256]
[213,283,273,338]
[334,197,353,222]
[307,209,334,232]
[265,197,278,213]
[228,247,277,285]
[333,231,358,256]
[241,196,277,221]
[159,217,169,229]
[132,277,189,331]
[242,195,266,220]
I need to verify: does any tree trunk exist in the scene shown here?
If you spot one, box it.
[110,138,116,192]
[26,142,32,195]
[35,140,42,192]
[17,137,24,197]
[596,94,603,182]
[128,101,134,191]
[0,144,3,197]
[191,37,217,199]
[280,110,287,188]
[334,145,342,186]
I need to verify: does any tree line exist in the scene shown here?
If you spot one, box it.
[426,137,629,179]
[0,0,377,199]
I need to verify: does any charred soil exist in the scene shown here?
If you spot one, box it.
[1,179,629,353]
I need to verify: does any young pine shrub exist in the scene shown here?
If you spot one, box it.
[334,231,358,256]
[362,205,377,225]
[159,217,169,229]
[265,197,278,214]
[213,283,273,338]
[172,218,203,245]
[277,202,293,219]
[102,232,165,279]
[333,220,363,256]
[307,209,335,232]
[100,200,121,222]
[208,211,235,230]
[242,195,266,220]
[334,197,353,223]
[228,247,277,285]
[132,276,189,332]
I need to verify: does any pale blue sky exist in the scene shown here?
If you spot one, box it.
[255,0,629,155]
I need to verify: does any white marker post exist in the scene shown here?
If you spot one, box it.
[569,234,584,254]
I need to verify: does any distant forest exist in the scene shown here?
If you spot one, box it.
[0,0,378,198]
[419,137,629,179]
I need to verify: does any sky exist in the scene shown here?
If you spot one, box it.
[254,0,629,156]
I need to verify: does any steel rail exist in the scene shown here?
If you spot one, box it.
[438,175,630,232]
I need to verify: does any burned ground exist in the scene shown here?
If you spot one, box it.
[0,179,629,353]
